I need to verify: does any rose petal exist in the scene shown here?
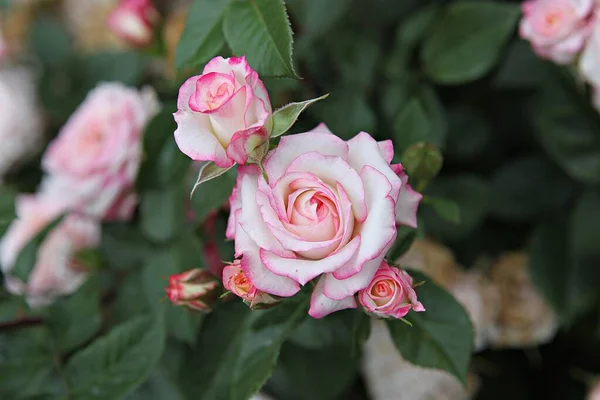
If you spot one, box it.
[308,277,357,318]
[260,235,361,286]
[378,140,394,164]
[391,164,422,228]
[173,110,232,167]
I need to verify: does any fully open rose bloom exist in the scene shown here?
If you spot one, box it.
[42,82,159,221]
[0,194,100,307]
[520,0,596,64]
[107,0,159,47]
[227,124,422,318]
[174,56,272,168]
[357,261,425,319]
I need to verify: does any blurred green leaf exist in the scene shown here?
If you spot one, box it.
[445,105,491,161]
[293,0,350,39]
[422,1,520,84]
[386,271,473,385]
[77,52,148,87]
[140,183,186,244]
[387,226,417,261]
[175,0,229,72]
[46,277,101,353]
[395,99,432,154]
[397,4,440,51]
[267,342,358,400]
[12,216,63,282]
[491,156,576,221]
[312,90,376,139]
[28,15,72,68]
[100,224,152,272]
[426,197,461,225]
[179,298,307,400]
[493,39,548,89]
[223,0,298,78]
[0,187,16,237]
[0,326,62,399]
[67,313,166,400]
[535,71,600,185]
[271,94,329,138]
[422,175,491,242]
[289,309,357,349]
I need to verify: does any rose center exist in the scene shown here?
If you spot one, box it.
[232,273,251,294]
[206,81,234,110]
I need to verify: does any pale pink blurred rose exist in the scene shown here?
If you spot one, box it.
[520,0,596,64]
[0,194,100,308]
[358,262,425,319]
[174,56,272,168]
[228,124,422,318]
[42,83,159,221]
[107,0,159,47]
[0,67,43,180]
[580,21,600,88]
[588,381,600,400]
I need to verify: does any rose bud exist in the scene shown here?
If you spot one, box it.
[222,260,280,309]
[174,56,272,167]
[165,268,220,312]
[358,261,425,319]
[107,0,159,48]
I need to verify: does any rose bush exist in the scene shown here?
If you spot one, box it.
[226,124,422,318]
[174,56,272,167]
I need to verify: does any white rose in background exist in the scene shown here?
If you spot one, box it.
[0,194,100,308]
[42,82,159,221]
[0,66,43,181]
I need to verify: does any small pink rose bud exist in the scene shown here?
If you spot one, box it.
[222,260,280,309]
[174,56,272,167]
[165,268,220,312]
[358,261,425,319]
[107,0,159,48]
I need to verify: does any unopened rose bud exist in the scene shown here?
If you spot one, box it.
[107,0,159,48]
[165,268,220,312]
[222,260,280,309]
[358,261,425,319]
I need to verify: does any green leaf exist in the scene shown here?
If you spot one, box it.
[28,15,72,68]
[267,342,358,400]
[46,277,101,352]
[312,90,376,140]
[394,99,432,154]
[387,226,417,261]
[223,0,298,78]
[175,0,229,71]
[11,216,63,282]
[445,105,491,161]
[422,175,491,243]
[421,1,520,84]
[138,104,190,191]
[386,271,473,385]
[191,167,237,222]
[179,298,308,400]
[100,223,152,272]
[271,94,330,138]
[0,187,16,237]
[397,4,440,51]
[140,183,186,244]
[490,156,576,221]
[191,162,235,195]
[294,0,350,39]
[534,69,600,185]
[0,326,59,399]
[289,309,358,350]
[67,313,166,400]
[426,197,461,225]
[493,39,548,89]
[77,52,148,87]
[530,192,600,325]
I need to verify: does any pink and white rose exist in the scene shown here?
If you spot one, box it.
[174,56,272,168]
[42,82,159,221]
[165,268,220,312]
[0,194,100,308]
[107,0,159,47]
[357,261,425,319]
[520,0,596,64]
[227,124,423,318]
